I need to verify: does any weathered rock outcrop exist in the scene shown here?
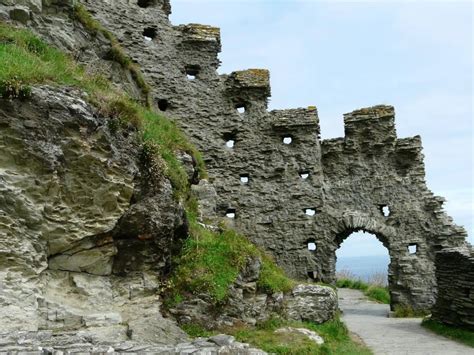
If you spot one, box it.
[431,247,474,330]
[0,86,188,348]
[169,257,337,329]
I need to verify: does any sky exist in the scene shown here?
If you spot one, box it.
[170,0,473,257]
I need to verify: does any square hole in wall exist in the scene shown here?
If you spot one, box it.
[157,99,169,111]
[185,65,200,80]
[143,27,157,41]
[282,135,293,144]
[299,170,310,179]
[304,208,316,216]
[234,102,247,114]
[240,174,249,184]
[225,208,236,219]
[137,0,155,8]
[307,271,317,280]
[223,132,237,148]
[379,205,391,217]
[307,238,317,251]
[408,243,418,254]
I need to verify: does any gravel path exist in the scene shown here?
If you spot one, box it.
[338,288,472,355]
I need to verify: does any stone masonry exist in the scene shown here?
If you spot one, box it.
[76,0,469,310]
[432,247,474,330]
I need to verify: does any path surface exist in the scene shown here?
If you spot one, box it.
[338,288,472,355]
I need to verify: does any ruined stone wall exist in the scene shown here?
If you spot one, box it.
[315,107,468,309]
[431,247,474,330]
[78,0,469,310]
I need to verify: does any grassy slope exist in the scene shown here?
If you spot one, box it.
[421,319,474,348]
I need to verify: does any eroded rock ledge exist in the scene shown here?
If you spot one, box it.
[0,86,187,346]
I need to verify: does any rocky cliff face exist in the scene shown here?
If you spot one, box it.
[0,85,191,349]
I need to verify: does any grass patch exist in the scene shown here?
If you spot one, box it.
[0,23,85,98]
[421,318,474,348]
[181,323,216,338]
[167,216,295,303]
[336,278,390,305]
[392,304,430,318]
[227,316,372,354]
[364,286,390,305]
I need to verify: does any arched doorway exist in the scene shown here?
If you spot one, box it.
[336,231,390,287]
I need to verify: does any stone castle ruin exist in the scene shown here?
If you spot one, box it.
[77,0,470,311]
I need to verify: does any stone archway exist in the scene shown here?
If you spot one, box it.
[316,212,436,311]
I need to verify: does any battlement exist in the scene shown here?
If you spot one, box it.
[228,69,270,89]
[343,105,397,147]
[225,69,271,105]
[270,107,320,133]
[177,23,221,50]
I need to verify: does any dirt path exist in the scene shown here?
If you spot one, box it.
[338,288,472,355]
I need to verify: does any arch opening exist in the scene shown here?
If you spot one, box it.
[336,230,390,287]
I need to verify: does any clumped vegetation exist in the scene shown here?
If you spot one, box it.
[166,212,295,303]
[421,318,474,348]
[181,316,372,354]
[336,270,390,304]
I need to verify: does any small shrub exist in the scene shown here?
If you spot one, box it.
[0,77,31,99]
[256,316,287,331]
[166,218,295,304]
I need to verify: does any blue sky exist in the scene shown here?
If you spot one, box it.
[170,0,473,257]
